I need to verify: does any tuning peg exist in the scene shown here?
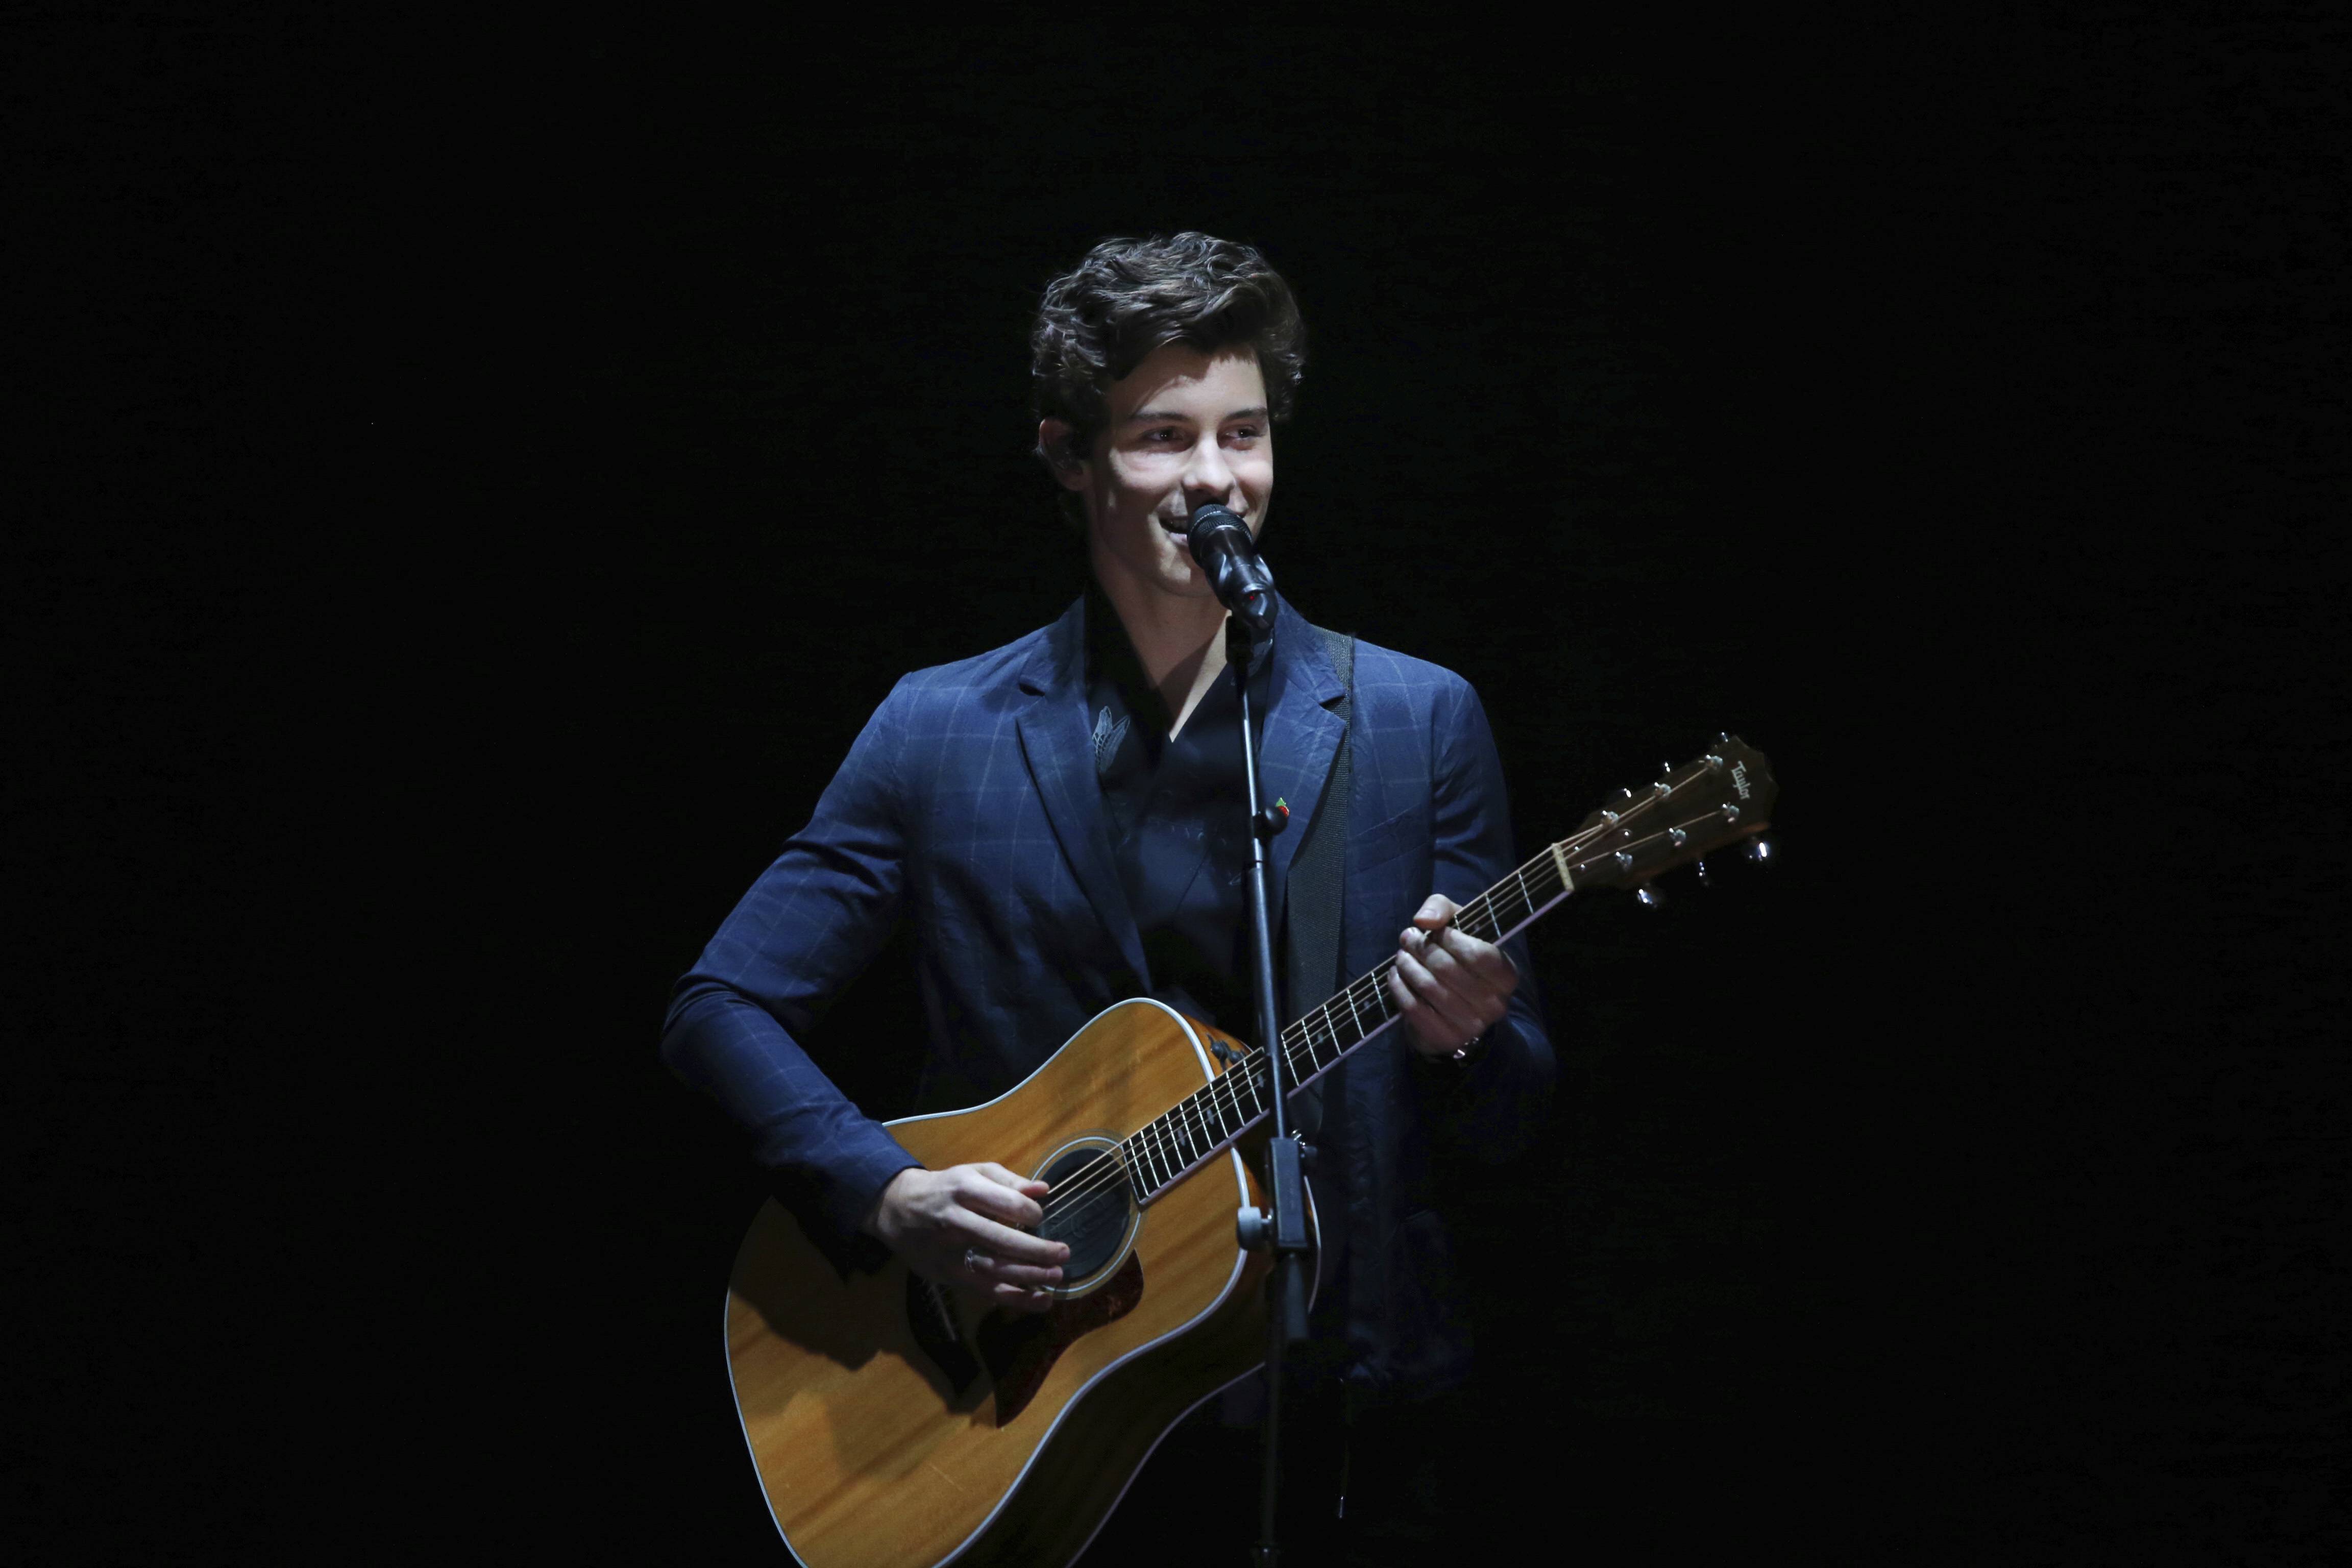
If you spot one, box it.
[1745,835,1778,867]
[1635,884,1665,910]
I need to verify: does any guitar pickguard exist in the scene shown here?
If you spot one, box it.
[904,1250,1149,1425]
[905,1271,982,1400]
[977,1250,1144,1427]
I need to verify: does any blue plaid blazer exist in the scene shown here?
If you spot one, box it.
[663,592,1553,1399]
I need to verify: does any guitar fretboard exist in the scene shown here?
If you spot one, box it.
[1110,842,1574,1200]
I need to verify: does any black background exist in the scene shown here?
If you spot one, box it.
[12,9,2343,1563]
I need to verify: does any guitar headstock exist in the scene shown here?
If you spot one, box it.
[1557,735,1776,891]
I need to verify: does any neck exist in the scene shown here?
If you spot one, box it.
[1090,552,1233,731]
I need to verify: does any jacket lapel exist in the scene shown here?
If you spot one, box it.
[1255,598,1348,920]
[1014,597,1150,987]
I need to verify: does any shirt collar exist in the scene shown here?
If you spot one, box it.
[1084,579,1277,709]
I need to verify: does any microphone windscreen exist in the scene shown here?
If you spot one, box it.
[1186,503,1249,557]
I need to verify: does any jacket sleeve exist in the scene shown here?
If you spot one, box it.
[660,679,924,1248]
[1415,675,1556,1160]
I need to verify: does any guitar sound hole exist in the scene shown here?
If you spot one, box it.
[1035,1146,1132,1283]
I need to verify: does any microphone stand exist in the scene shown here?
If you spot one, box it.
[1226,611,1311,1567]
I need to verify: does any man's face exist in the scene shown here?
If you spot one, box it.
[1051,342,1273,606]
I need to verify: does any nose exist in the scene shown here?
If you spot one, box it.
[1180,438,1239,513]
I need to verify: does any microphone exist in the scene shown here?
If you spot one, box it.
[1185,503,1278,637]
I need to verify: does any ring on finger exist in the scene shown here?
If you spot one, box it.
[962,1246,986,1272]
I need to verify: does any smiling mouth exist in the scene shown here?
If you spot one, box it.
[1163,516,1241,544]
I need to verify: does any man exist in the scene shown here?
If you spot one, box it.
[663,232,1553,1557]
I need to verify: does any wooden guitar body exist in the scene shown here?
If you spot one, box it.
[725,998,1294,1568]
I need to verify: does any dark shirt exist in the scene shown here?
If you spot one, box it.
[1083,585,1274,1035]
[1083,591,1390,1393]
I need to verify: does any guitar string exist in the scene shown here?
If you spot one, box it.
[1036,800,1726,1227]
[1063,780,1718,1214]
[1096,872,1524,1205]
[1033,781,1745,1226]
[1052,857,1548,1215]
[1035,847,1561,1226]
[1038,901,1524,1225]
[1033,801,1721,1226]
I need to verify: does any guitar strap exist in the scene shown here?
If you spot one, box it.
[1281,624,1355,1142]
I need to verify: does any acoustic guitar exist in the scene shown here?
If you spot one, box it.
[723,737,1777,1566]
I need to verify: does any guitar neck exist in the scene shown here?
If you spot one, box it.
[1112,735,1775,1203]
[1114,841,1576,1203]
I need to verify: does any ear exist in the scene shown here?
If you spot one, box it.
[1037,419,1088,491]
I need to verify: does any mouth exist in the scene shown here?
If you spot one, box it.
[1163,515,1243,548]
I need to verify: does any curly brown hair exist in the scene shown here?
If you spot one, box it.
[1030,232,1306,480]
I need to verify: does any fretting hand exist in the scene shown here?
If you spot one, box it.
[1388,893,1519,1057]
[864,1163,1069,1314]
